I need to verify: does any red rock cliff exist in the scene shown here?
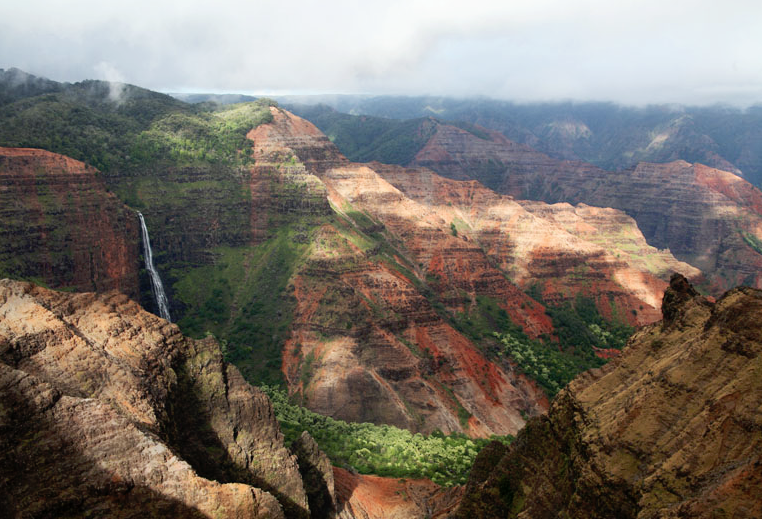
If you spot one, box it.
[0,147,140,297]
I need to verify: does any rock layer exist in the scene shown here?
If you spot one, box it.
[0,147,140,297]
[245,108,701,437]
[410,123,762,293]
[334,468,463,519]
[0,279,312,518]
[455,274,762,518]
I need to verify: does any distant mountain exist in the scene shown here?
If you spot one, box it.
[283,96,762,189]
[170,92,260,105]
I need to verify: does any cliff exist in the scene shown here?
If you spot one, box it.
[365,164,698,325]
[0,279,319,518]
[0,147,140,297]
[238,108,704,437]
[409,122,762,293]
[247,108,548,437]
[455,274,762,518]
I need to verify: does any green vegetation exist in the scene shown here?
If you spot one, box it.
[453,293,633,397]
[740,230,762,255]
[493,331,604,396]
[284,104,436,165]
[261,385,512,486]
[453,295,525,342]
[0,78,275,172]
[174,226,313,386]
[129,101,274,168]
[543,294,634,352]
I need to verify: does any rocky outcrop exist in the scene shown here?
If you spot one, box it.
[0,279,313,518]
[409,123,762,293]
[455,274,762,518]
[0,147,140,297]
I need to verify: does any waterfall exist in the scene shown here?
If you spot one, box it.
[137,212,171,321]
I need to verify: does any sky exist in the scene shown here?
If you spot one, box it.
[2,0,761,106]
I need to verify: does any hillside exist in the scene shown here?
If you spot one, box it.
[455,274,762,518]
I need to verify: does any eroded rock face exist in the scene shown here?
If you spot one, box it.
[409,123,762,293]
[0,147,140,297]
[244,108,702,438]
[367,164,699,326]
[250,110,552,437]
[455,275,762,518]
[0,279,311,518]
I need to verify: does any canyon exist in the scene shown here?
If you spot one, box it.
[2,71,762,517]
[0,103,718,439]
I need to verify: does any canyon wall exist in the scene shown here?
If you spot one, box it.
[455,274,762,518]
[410,123,762,293]
[0,147,140,297]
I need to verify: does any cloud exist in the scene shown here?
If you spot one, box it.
[94,61,128,104]
[1,0,761,105]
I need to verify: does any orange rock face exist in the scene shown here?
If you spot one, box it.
[410,123,762,293]
[0,147,140,297]
[244,109,701,437]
